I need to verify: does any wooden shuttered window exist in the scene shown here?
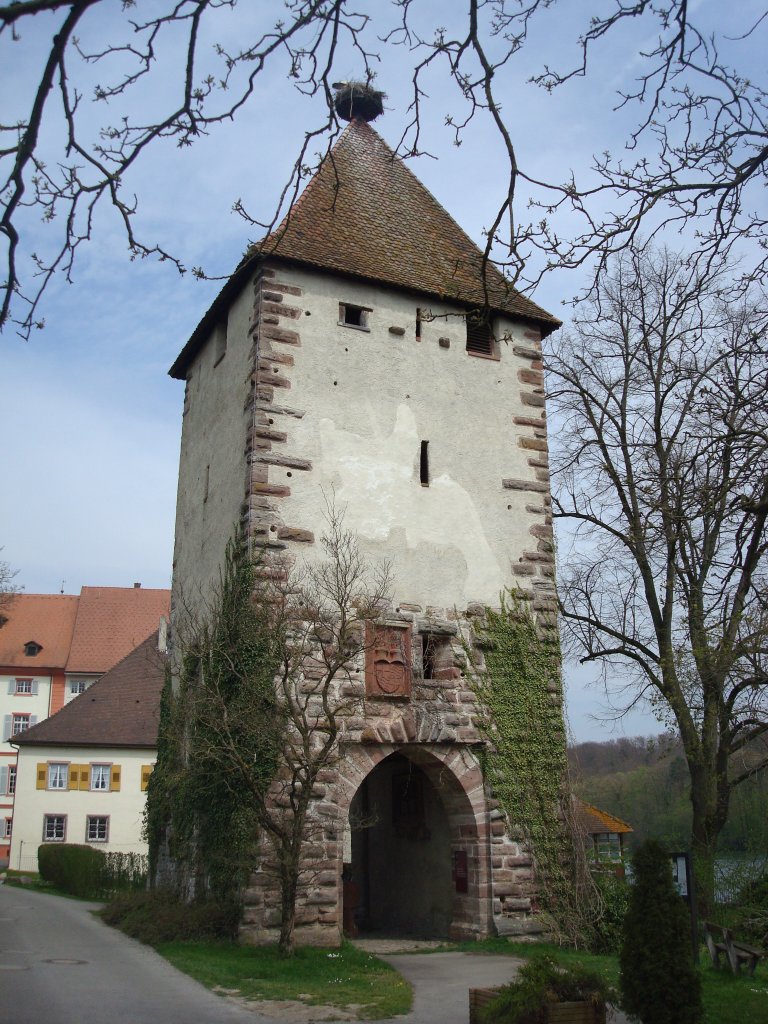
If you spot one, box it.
[465,317,494,355]
[141,765,153,792]
[36,763,47,789]
[110,765,121,792]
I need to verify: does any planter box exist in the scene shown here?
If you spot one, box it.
[469,988,606,1024]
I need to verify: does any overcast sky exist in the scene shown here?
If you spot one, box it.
[2,1,763,742]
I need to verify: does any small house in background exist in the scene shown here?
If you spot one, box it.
[0,585,170,864]
[9,629,166,873]
[576,799,633,863]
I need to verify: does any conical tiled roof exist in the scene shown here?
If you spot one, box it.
[170,120,558,378]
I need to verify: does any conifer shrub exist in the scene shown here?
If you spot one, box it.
[480,955,613,1024]
[619,840,703,1024]
[38,843,106,897]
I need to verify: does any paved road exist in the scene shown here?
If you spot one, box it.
[0,885,264,1024]
[377,951,629,1024]
[0,885,629,1024]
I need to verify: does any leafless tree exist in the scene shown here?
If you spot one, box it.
[169,513,390,955]
[1,2,765,336]
[0,553,20,626]
[547,245,768,912]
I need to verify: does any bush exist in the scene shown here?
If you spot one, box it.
[37,844,148,898]
[619,840,702,1024]
[38,843,106,897]
[732,873,768,946]
[101,890,240,944]
[481,955,613,1024]
[590,871,631,953]
[101,852,148,894]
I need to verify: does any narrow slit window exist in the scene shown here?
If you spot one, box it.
[466,315,494,355]
[423,635,436,679]
[416,307,422,340]
[213,316,227,365]
[420,440,430,487]
[203,464,210,503]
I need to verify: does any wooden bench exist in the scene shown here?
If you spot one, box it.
[703,921,765,976]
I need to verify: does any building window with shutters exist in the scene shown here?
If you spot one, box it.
[43,815,66,842]
[47,763,68,790]
[90,764,111,791]
[8,766,16,794]
[14,678,34,694]
[3,818,11,839]
[86,816,109,843]
[141,764,154,792]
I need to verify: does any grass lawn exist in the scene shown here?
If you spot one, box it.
[440,938,768,1024]
[156,940,413,1020]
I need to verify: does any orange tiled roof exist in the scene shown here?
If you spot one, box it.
[170,119,559,379]
[577,799,634,835]
[16,632,165,748]
[65,587,170,674]
[0,594,79,669]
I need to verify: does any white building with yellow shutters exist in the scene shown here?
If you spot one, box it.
[9,632,164,871]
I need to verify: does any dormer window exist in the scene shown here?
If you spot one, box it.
[24,641,42,657]
[339,303,371,331]
[466,314,494,356]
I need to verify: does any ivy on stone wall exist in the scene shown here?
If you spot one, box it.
[470,591,585,939]
[145,536,282,903]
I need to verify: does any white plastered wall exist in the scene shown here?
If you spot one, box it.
[9,745,154,869]
[264,266,547,610]
[171,279,254,620]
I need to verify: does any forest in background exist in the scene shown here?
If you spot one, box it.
[569,735,768,855]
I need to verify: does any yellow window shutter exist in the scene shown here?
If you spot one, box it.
[79,766,90,791]
[110,765,121,792]
[68,764,80,789]
[141,765,153,792]
[37,763,47,790]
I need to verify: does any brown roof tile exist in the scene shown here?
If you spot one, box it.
[576,799,634,835]
[0,594,79,670]
[170,120,559,379]
[16,632,165,748]
[66,586,170,674]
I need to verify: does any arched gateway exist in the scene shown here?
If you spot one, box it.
[338,745,492,941]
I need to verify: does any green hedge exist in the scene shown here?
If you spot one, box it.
[37,844,148,898]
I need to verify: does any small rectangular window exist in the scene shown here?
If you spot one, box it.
[339,303,371,330]
[70,680,88,695]
[4,818,11,839]
[416,307,423,340]
[48,763,68,790]
[86,816,109,843]
[203,463,210,503]
[8,766,16,795]
[90,764,111,792]
[15,678,33,694]
[43,815,66,842]
[12,714,30,736]
[466,315,494,355]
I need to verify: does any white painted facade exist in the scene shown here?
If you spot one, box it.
[10,745,153,872]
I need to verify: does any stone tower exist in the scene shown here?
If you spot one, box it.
[168,102,561,944]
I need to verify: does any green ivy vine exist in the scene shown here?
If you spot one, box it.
[145,535,281,903]
[470,591,580,936]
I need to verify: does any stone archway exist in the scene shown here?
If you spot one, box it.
[338,744,492,941]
